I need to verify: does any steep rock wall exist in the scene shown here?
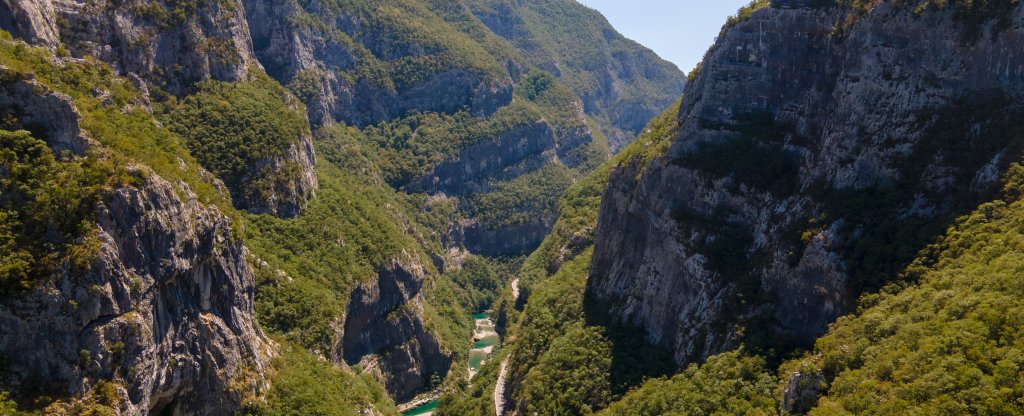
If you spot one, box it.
[589,1,1024,366]
[232,123,318,219]
[0,171,271,415]
[242,0,514,127]
[338,256,452,403]
[55,0,259,95]
[3,0,259,93]
[0,57,270,415]
[0,0,319,219]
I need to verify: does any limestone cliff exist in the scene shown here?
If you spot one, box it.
[0,41,270,415]
[239,128,318,219]
[338,256,452,403]
[242,0,514,127]
[1,175,273,415]
[589,0,1024,366]
[10,0,261,94]
[0,0,319,219]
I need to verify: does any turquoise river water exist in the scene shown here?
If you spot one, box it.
[402,312,499,415]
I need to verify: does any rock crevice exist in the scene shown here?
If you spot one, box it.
[589,2,1024,366]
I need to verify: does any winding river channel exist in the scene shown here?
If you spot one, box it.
[401,312,500,416]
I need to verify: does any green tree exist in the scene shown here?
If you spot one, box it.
[522,326,613,415]
[166,74,308,206]
[599,351,777,416]
[0,129,112,293]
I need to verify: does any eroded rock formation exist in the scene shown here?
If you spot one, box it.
[589,1,1024,366]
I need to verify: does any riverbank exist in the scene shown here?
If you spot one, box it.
[404,311,501,415]
[399,391,443,416]
[469,312,500,379]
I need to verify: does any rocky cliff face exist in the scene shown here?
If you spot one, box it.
[465,0,685,150]
[228,118,318,219]
[0,68,91,155]
[42,0,258,94]
[414,121,558,197]
[0,41,270,414]
[338,256,452,402]
[0,167,271,415]
[0,0,60,47]
[589,1,1024,366]
[242,0,514,127]
[0,0,319,220]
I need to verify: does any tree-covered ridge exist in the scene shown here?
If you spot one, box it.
[0,35,437,414]
[597,351,778,416]
[0,130,119,295]
[437,101,683,415]
[787,163,1024,414]
[242,341,399,416]
[463,0,685,148]
[294,0,511,90]
[165,72,311,212]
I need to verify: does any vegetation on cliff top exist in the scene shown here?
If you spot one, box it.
[165,73,310,209]
[791,163,1024,414]
[0,130,114,295]
[290,0,508,97]
[242,342,399,416]
[597,351,778,416]
[439,101,683,415]
[463,0,684,144]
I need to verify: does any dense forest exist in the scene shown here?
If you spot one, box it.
[1,0,1024,415]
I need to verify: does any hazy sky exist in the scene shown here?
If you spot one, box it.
[576,0,753,73]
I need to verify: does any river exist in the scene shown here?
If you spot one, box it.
[402,311,500,416]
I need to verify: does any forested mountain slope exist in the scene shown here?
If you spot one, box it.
[465,0,685,150]
[0,0,681,414]
[242,0,683,256]
[441,0,1024,415]
[591,0,1024,367]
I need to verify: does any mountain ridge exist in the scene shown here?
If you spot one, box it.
[0,0,683,413]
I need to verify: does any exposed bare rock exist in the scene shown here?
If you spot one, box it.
[1,0,262,93]
[589,1,1024,366]
[232,126,318,219]
[0,0,60,47]
[52,0,259,95]
[781,364,827,415]
[415,121,558,197]
[337,255,453,403]
[0,67,91,154]
[241,0,514,128]
[0,60,270,414]
[0,171,272,415]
